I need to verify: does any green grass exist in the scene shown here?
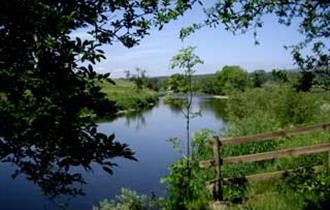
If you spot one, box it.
[217,87,330,209]
[100,79,158,111]
[94,84,329,210]
[188,86,330,209]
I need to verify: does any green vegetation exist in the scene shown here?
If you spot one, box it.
[250,70,266,88]
[158,68,285,95]
[100,79,158,112]
[162,74,189,93]
[169,46,204,162]
[93,188,162,210]
[159,67,329,97]
[163,85,330,209]
[2,0,329,208]
[209,66,250,95]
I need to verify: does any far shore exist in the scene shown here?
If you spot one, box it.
[211,95,229,99]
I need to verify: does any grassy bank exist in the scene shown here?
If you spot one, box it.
[100,79,158,112]
[162,85,330,210]
[218,86,330,209]
[93,85,329,210]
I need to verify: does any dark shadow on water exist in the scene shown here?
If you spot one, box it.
[98,103,157,130]
[0,95,227,209]
[0,110,137,207]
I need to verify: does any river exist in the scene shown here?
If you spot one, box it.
[0,96,227,210]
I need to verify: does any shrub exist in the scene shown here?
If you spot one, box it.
[162,130,214,210]
[93,188,160,210]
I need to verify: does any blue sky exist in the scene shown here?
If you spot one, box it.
[73,6,306,78]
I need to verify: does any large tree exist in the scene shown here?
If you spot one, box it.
[213,65,250,94]
[0,0,194,198]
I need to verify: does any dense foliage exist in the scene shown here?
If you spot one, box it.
[211,66,250,94]
[0,0,193,197]
[1,0,329,207]
[164,85,330,209]
[93,188,162,210]
[163,74,189,93]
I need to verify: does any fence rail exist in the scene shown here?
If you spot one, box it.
[200,143,330,167]
[199,122,330,201]
[207,165,323,186]
[220,123,330,146]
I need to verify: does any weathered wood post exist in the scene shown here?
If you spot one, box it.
[212,136,223,201]
[328,138,330,176]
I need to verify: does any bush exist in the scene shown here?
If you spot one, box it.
[279,168,330,210]
[162,130,214,210]
[93,188,160,210]
[226,85,327,130]
[275,90,319,126]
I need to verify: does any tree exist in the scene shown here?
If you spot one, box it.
[0,0,193,198]
[165,73,188,93]
[170,46,203,163]
[295,70,315,92]
[124,70,131,79]
[272,69,289,83]
[168,46,203,209]
[129,68,147,90]
[213,65,249,94]
[126,68,158,91]
[251,70,266,88]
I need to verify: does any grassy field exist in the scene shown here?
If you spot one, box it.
[204,86,330,209]
[100,79,158,112]
[162,85,330,210]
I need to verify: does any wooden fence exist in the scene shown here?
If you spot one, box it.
[199,122,330,201]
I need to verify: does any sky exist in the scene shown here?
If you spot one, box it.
[72,5,306,78]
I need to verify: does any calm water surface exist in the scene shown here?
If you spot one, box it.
[0,96,227,210]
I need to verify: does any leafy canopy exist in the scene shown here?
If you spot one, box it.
[180,0,330,89]
[0,0,195,198]
[214,65,250,94]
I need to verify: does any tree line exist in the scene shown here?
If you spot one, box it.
[154,65,326,95]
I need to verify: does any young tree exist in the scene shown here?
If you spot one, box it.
[170,46,203,164]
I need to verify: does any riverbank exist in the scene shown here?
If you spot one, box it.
[162,92,228,108]
[212,95,228,99]
[169,85,330,209]
[101,79,158,113]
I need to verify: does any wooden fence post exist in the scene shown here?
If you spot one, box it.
[212,136,223,201]
[326,137,330,176]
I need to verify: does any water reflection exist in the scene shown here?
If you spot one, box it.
[198,97,228,120]
[0,95,227,210]
[0,110,136,200]
[121,106,154,130]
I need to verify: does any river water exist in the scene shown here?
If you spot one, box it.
[0,96,227,210]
